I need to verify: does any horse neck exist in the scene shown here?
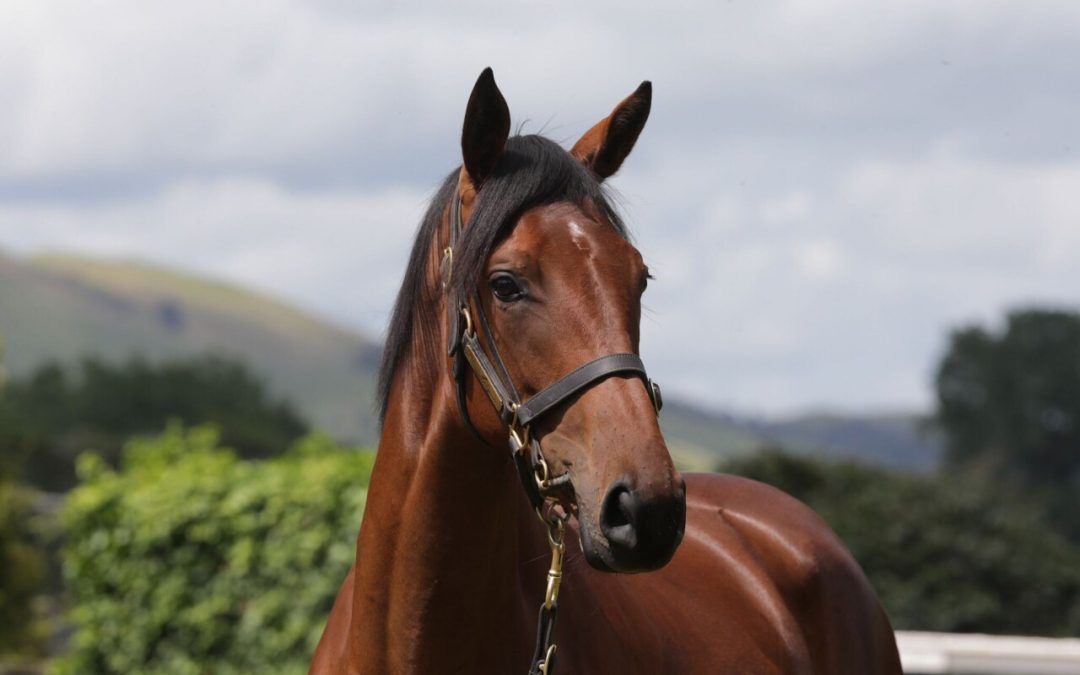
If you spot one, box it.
[347,343,540,673]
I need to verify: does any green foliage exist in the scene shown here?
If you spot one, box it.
[0,480,48,656]
[935,308,1080,538]
[0,355,310,491]
[723,449,1080,635]
[57,425,372,675]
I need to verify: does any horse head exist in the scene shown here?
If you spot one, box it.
[451,69,685,573]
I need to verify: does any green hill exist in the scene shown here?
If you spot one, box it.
[667,405,940,471]
[746,412,941,469]
[0,251,381,442]
[0,251,939,468]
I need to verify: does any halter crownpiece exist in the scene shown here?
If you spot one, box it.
[442,175,663,675]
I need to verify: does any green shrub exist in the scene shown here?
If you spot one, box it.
[0,480,47,656]
[724,448,1080,635]
[57,424,373,674]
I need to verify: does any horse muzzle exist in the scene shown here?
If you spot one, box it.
[583,475,686,573]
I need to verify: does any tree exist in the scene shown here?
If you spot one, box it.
[934,308,1080,538]
[0,355,310,491]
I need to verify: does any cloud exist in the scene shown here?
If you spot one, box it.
[627,146,1080,413]
[2,1,1080,414]
[0,178,430,330]
[5,1,1079,192]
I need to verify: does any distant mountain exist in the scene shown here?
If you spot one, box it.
[663,403,941,471]
[0,251,940,469]
[748,412,941,470]
[0,251,381,442]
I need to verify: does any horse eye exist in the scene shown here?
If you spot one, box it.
[490,273,525,302]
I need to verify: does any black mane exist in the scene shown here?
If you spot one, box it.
[376,134,628,422]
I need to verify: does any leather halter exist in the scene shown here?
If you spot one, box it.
[443,178,663,510]
[442,177,663,675]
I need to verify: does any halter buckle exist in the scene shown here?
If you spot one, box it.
[649,379,663,415]
[440,246,453,288]
[508,424,530,454]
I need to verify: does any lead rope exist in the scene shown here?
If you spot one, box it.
[508,412,566,675]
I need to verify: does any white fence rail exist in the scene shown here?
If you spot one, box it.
[897,631,1080,674]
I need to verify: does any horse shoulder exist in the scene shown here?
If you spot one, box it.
[683,472,902,674]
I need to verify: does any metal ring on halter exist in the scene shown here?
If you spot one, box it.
[509,425,531,451]
[507,403,533,450]
[534,453,553,492]
[460,305,473,335]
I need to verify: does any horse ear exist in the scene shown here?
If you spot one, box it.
[461,68,511,188]
[571,81,652,180]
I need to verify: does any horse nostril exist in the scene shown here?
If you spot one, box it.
[600,482,638,550]
[597,477,687,572]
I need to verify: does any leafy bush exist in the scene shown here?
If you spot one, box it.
[723,448,1080,635]
[0,480,48,656]
[57,425,372,674]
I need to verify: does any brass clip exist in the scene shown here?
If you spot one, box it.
[544,520,565,610]
[537,645,557,674]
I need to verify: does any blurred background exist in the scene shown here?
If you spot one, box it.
[2,1,1079,673]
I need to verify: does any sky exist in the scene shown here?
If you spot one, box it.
[1,1,1078,416]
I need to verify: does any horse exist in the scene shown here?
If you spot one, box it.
[310,69,902,675]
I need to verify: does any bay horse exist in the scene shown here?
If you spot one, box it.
[311,69,902,674]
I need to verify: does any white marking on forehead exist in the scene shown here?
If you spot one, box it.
[567,219,589,247]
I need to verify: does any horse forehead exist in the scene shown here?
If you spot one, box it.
[509,203,637,263]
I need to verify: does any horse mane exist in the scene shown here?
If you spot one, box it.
[376,134,629,422]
